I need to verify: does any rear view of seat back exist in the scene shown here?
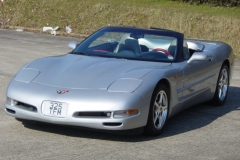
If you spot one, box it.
[168,39,190,60]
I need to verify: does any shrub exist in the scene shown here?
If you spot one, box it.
[171,0,240,7]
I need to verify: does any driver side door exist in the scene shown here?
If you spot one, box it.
[180,51,217,106]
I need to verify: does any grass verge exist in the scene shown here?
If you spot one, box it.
[0,0,239,56]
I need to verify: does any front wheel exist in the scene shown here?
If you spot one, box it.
[144,84,169,136]
[212,64,229,106]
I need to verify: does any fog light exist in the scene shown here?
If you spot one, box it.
[6,97,18,106]
[103,112,111,117]
[113,109,138,118]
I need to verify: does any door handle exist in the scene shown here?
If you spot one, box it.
[208,56,214,61]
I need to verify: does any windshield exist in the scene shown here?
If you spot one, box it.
[72,27,181,62]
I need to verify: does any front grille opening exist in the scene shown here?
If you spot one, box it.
[6,108,16,114]
[17,102,37,112]
[74,112,111,118]
[103,122,122,126]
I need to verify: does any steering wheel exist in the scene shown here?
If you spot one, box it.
[151,48,171,56]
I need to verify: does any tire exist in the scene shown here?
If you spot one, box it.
[212,64,229,106]
[144,83,169,136]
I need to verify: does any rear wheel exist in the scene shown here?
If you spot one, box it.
[144,84,169,136]
[212,64,229,106]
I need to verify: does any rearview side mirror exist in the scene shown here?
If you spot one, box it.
[187,52,208,64]
[68,41,78,50]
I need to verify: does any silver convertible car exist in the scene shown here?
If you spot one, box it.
[5,26,234,136]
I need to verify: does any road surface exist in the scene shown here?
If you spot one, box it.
[0,29,239,160]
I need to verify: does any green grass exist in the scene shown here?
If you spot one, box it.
[0,0,240,56]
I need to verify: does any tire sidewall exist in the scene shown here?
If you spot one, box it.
[144,83,169,136]
[213,65,229,106]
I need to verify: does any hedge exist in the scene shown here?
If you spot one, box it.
[171,0,240,7]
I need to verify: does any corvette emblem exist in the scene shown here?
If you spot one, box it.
[56,90,69,94]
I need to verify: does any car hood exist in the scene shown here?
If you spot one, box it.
[25,54,171,89]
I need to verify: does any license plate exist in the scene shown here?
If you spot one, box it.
[42,101,68,118]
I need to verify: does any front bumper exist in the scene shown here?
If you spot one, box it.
[5,102,145,130]
[5,81,150,131]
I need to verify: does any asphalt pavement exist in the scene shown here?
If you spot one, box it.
[0,29,239,160]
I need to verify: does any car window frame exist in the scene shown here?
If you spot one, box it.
[72,26,184,63]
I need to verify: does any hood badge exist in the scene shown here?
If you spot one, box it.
[57,90,69,94]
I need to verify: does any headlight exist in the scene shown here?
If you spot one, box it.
[14,69,40,83]
[113,109,139,118]
[6,97,18,106]
[108,79,142,93]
